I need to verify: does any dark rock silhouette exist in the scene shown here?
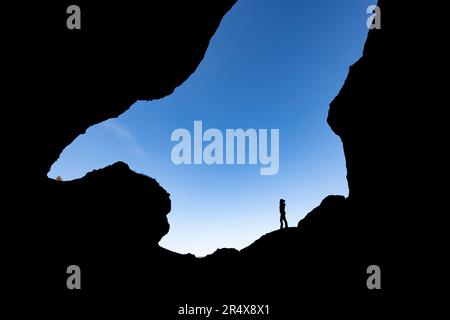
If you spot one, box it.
[297,195,346,228]
[53,161,171,247]
[4,0,237,182]
[3,0,428,317]
[4,0,238,315]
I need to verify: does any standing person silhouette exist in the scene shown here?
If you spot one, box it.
[279,199,288,229]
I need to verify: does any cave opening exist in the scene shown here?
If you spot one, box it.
[48,0,370,256]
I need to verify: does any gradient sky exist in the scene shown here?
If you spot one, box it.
[49,0,372,256]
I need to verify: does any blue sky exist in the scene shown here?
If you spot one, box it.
[49,0,372,256]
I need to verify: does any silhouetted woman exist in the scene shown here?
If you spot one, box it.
[279,199,288,229]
